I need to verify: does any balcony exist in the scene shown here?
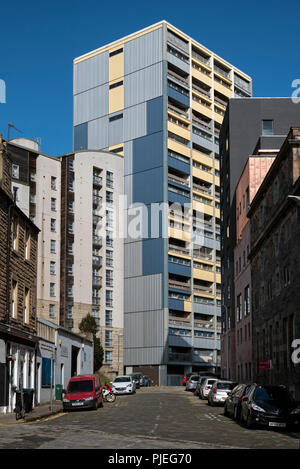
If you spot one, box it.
[92,297,100,306]
[192,82,211,99]
[169,245,190,256]
[192,50,211,67]
[193,182,212,196]
[194,284,213,295]
[167,69,189,86]
[169,316,191,327]
[93,235,102,246]
[106,279,113,287]
[214,63,231,80]
[93,195,102,207]
[93,175,102,187]
[169,352,191,363]
[169,279,191,291]
[214,95,228,108]
[92,255,102,267]
[168,173,190,188]
[92,275,102,288]
[93,214,102,226]
[168,103,189,120]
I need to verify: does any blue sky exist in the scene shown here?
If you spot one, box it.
[0,0,299,155]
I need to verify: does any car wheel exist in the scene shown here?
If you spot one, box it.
[233,406,239,421]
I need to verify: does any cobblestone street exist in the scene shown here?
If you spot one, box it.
[0,387,299,449]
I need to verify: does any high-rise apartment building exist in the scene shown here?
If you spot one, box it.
[73,21,252,385]
[6,139,124,377]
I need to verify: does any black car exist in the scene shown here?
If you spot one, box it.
[129,373,141,389]
[224,383,251,420]
[240,384,300,430]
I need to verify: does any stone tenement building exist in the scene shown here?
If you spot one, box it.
[0,134,40,413]
[248,127,300,399]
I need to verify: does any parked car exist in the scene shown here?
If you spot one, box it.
[142,376,152,387]
[182,372,194,386]
[224,383,251,420]
[240,384,300,429]
[199,377,217,399]
[111,376,136,395]
[207,380,238,406]
[62,374,103,411]
[195,376,216,397]
[186,375,200,391]
[129,373,142,389]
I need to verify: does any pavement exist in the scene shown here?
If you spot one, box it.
[0,400,63,425]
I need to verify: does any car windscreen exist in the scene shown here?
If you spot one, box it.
[114,377,131,383]
[68,380,93,393]
[254,386,294,403]
[207,380,216,385]
[191,376,199,381]
[217,382,234,390]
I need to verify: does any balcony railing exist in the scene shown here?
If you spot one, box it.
[93,235,102,246]
[194,285,213,294]
[168,173,190,188]
[92,275,102,288]
[214,64,231,80]
[93,195,102,207]
[192,50,211,67]
[168,104,189,119]
[167,69,189,86]
[169,245,190,256]
[92,297,100,306]
[169,279,191,290]
[92,255,102,267]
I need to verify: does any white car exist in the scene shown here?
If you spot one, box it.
[112,376,136,395]
[199,378,217,399]
[207,380,237,406]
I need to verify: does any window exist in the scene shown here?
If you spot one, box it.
[50,261,56,275]
[25,227,30,260]
[109,80,123,89]
[68,221,73,233]
[13,217,19,251]
[68,159,74,171]
[49,304,55,318]
[67,305,73,319]
[68,200,74,212]
[106,250,113,266]
[237,294,242,321]
[50,240,56,253]
[68,263,73,275]
[50,218,56,232]
[106,191,113,206]
[11,280,18,318]
[105,351,112,364]
[109,113,123,122]
[106,270,113,287]
[51,177,57,190]
[262,120,274,136]
[24,288,30,324]
[50,283,55,297]
[106,290,113,307]
[106,171,113,188]
[51,198,56,211]
[105,330,112,347]
[105,310,112,327]
[67,242,73,254]
[12,164,19,179]
[68,179,74,192]
[109,48,123,57]
[67,285,73,297]
[244,285,250,316]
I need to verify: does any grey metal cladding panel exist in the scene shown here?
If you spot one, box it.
[132,131,163,174]
[124,175,133,206]
[74,52,109,95]
[124,28,163,75]
[123,102,147,142]
[167,52,190,74]
[124,346,164,366]
[124,141,133,176]
[124,241,142,278]
[133,167,163,205]
[74,122,88,151]
[74,84,109,126]
[124,310,164,349]
[191,133,213,151]
[146,96,163,135]
[88,116,108,149]
[108,117,124,146]
[193,303,216,315]
[124,62,163,108]
[124,274,162,313]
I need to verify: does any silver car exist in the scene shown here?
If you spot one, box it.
[199,378,218,399]
[207,380,237,406]
[185,375,200,391]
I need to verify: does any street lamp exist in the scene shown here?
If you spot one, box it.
[117,333,123,376]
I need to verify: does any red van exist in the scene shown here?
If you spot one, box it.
[63,374,103,411]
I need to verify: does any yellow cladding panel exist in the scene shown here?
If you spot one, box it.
[192,166,213,184]
[215,176,220,186]
[109,85,124,114]
[168,226,191,242]
[184,300,192,312]
[168,139,190,158]
[216,273,221,284]
[214,80,232,98]
[192,66,212,87]
[109,51,124,82]
[215,159,220,171]
[168,121,190,141]
[192,200,214,216]
[192,100,212,120]
[214,110,224,125]
[192,150,213,168]
[193,268,214,282]
[215,208,220,218]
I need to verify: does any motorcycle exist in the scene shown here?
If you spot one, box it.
[102,384,116,403]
